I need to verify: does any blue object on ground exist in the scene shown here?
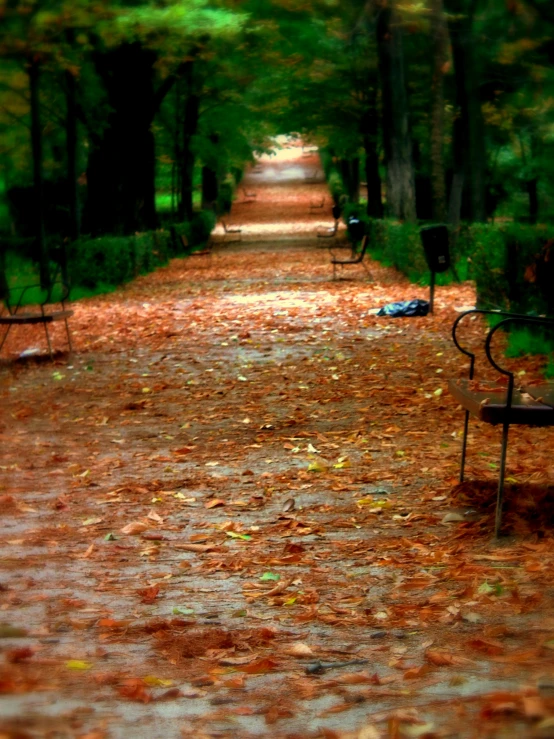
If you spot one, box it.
[377,299,430,317]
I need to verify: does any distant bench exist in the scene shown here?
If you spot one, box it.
[171,228,213,257]
[330,234,372,281]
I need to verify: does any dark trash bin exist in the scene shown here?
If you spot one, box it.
[347,216,365,243]
[420,224,450,273]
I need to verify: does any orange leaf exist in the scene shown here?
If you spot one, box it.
[425,649,456,666]
[205,499,226,509]
[468,638,504,656]
[137,585,160,604]
[403,665,431,680]
[118,679,152,703]
[241,658,278,674]
[120,521,149,535]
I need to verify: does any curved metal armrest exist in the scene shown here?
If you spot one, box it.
[485,315,554,377]
[483,315,554,410]
[451,309,531,379]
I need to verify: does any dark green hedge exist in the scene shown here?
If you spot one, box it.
[67,210,216,290]
[340,209,469,285]
[463,223,553,314]
[344,211,551,308]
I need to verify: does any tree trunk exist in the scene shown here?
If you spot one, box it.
[201,134,220,211]
[85,43,178,235]
[526,178,539,223]
[361,86,383,219]
[376,0,417,222]
[28,58,48,287]
[430,0,448,222]
[519,133,539,224]
[339,158,360,203]
[445,0,486,223]
[201,166,218,210]
[65,65,80,243]
[179,62,200,222]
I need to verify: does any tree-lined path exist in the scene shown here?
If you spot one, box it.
[2,147,554,738]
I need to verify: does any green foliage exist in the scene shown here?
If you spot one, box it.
[68,235,138,289]
[504,327,554,359]
[363,219,553,303]
[66,227,175,290]
[467,223,551,313]
[172,210,216,250]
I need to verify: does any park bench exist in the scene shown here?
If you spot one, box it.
[221,220,242,243]
[316,219,339,240]
[309,196,325,211]
[171,228,213,258]
[448,309,554,537]
[0,273,73,360]
[241,187,257,203]
[330,234,372,281]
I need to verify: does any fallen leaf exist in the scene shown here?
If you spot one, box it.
[241,657,278,674]
[425,649,456,666]
[284,642,314,658]
[120,521,149,535]
[205,499,226,509]
[260,572,280,582]
[137,584,160,604]
[66,660,93,671]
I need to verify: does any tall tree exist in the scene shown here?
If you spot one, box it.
[445,0,486,224]
[375,0,417,222]
[430,0,448,222]
[82,1,245,234]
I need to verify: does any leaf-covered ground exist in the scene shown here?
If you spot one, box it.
[1,147,554,739]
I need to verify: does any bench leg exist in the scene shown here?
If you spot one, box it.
[43,322,53,359]
[460,409,470,482]
[361,260,373,281]
[64,318,73,353]
[494,421,510,538]
[0,323,12,354]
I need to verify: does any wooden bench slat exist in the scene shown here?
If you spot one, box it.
[449,378,554,426]
[0,309,74,325]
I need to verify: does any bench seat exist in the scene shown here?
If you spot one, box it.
[448,378,554,426]
[0,309,73,326]
[448,309,554,536]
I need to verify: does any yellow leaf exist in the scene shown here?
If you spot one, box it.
[143,676,173,687]
[333,457,351,469]
[307,460,327,472]
[65,660,92,671]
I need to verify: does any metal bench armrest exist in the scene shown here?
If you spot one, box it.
[484,315,554,409]
[451,309,531,380]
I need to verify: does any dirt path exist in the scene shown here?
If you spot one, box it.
[1,146,554,739]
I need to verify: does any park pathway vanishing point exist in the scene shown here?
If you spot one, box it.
[2,144,554,738]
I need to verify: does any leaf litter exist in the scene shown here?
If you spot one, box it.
[1,147,554,737]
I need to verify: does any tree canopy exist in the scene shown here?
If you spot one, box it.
[1,0,554,241]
